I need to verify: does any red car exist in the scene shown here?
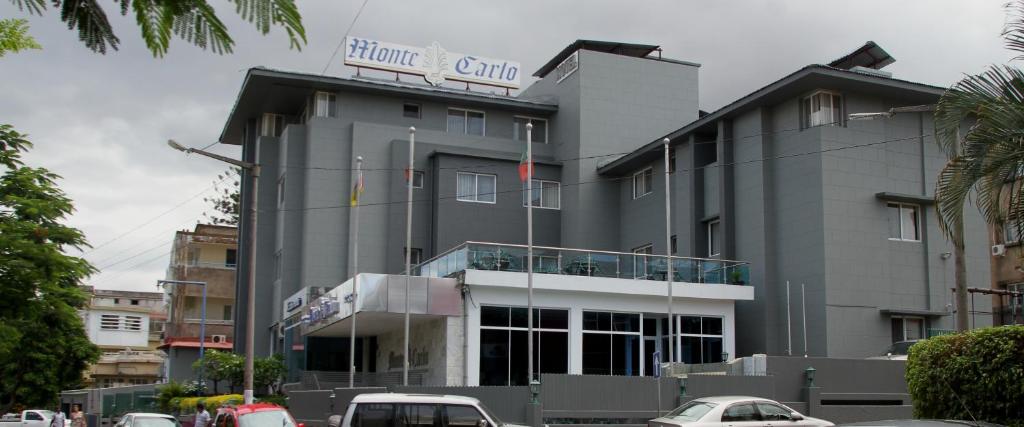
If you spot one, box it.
[208,404,303,427]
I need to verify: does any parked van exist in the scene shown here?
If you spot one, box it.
[340,394,524,427]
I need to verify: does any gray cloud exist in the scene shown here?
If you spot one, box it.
[0,0,1010,290]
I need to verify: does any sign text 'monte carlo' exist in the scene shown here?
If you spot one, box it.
[344,36,521,89]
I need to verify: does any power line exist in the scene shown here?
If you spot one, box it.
[321,0,371,75]
[95,240,174,271]
[88,217,201,266]
[88,248,174,289]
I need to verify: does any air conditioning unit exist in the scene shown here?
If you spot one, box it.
[210,334,227,344]
[992,244,1007,257]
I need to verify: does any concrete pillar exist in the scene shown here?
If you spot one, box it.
[717,120,735,261]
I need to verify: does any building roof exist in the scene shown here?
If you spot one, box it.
[90,288,164,299]
[219,67,558,145]
[597,64,947,175]
[533,39,662,78]
[158,338,233,350]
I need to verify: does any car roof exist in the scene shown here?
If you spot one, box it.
[219,404,286,416]
[122,414,176,419]
[690,396,767,404]
[351,393,481,405]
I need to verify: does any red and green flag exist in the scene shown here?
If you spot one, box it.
[350,172,364,206]
[518,144,533,182]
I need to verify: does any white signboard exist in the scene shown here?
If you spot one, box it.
[344,36,521,89]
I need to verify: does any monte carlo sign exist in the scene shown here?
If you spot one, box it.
[344,36,521,89]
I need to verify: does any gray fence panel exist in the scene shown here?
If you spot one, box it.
[392,386,530,424]
[287,390,334,427]
[817,405,913,424]
[540,375,682,422]
[765,357,907,404]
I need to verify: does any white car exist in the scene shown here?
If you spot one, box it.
[340,393,528,427]
[114,413,181,427]
[648,396,833,427]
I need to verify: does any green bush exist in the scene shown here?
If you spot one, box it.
[156,381,188,413]
[906,325,1024,426]
[256,395,286,407]
[172,394,244,415]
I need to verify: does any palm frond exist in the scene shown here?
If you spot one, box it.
[1004,0,1024,59]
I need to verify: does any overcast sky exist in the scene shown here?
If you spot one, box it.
[0,0,1013,292]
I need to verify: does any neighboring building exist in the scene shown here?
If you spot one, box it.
[215,39,993,384]
[988,222,1024,326]
[80,287,166,388]
[160,224,238,382]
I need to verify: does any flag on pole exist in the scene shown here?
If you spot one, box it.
[518,143,533,182]
[350,173,364,206]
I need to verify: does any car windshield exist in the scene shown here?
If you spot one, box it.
[133,417,180,427]
[664,401,717,422]
[475,403,504,427]
[239,411,295,427]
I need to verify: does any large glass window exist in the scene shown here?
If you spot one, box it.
[802,90,842,128]
[513,117,548,143]
[633,168,653,199]
[582,311,641,376]
[448,108,485,136]
[457,172,497,203]
[891,316,924,342]
[523,179,560,209]
[479,306,568,385]
[887,203,920,241]
[677,316,724,364]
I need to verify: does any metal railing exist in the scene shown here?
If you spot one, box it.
[414,241,750,285]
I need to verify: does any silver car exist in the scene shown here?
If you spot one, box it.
[649,396,833,427]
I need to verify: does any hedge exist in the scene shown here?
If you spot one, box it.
[169,394,244,414]
[906,325,1024,426]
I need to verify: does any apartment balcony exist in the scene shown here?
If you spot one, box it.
[163,321,234,340]
[415,241,751,285]
[166,263,236,299]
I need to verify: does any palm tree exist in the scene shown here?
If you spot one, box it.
[933,1,1024,331]
[8,0,305,57]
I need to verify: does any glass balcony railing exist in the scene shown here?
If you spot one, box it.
[414,241,751,285]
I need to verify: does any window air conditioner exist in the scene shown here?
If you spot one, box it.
[992,244,1007,257]
[210,334,227,344]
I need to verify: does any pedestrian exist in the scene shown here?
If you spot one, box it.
[49,406,65,427]
[69,405,85,427]
[194,403,211,427]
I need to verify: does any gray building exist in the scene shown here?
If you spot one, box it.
[217,40,991,381]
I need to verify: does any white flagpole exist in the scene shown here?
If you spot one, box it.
[403,127,415,386]
[526,122,535,384]
[349,156,363,388]
[662,138,674,364]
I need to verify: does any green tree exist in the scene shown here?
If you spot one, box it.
[192,349,243,395]
[8,0,306,57]
[0,18,41,57]
[0,125,100,413]
[254,354,285,395]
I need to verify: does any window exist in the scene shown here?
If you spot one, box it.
[721,403,760,422]
[398,404,436,427]
[479,306,568,385]
[887,203,920,241]
[671,235,677,254]
[226,249,237,267]
[582,311,641,376]
[891,316,924,342]
[1004,221,1023,243]
[113,298,120,304]
[447,108,485,136]
[261,113,285,137]
[223,305,233,321]
[403,103,421,119]
[277,175,286,208]
[352,404,394,427]
[315,92,337,118]
[677,316,724,364]
[456,172,497,203]
[24,413,43,422]
[801,90,843,128]
[522,179,560,209]
[442,406,485,427]
[411,170,425,189]
[633,245,653,278]
[404,247,423,265]
[513,117,548,143]
[124,316,142,331]
[633,168,653,199]
[668,148,676,174]
[100,314,120,330]
[707,220,721,257]
[130,299,139,305]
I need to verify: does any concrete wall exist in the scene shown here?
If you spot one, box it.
[86,310,150,349]
[375,317,456,386]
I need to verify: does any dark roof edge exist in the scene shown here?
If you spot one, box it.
[533,40,661,77]
[597,65,948,175]
[218,68,258,144]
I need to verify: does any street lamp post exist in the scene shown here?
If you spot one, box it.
[158,280,207,387]
[168,139,260,403]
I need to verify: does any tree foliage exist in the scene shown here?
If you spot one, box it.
[934,1,1024,244]
[7,0,306,57]
[203,167,240,226]
[0,18,41,57]
[906,326,1024,425]
[191,349,242,394]
[254,353,285,394]
[0,124,100,413]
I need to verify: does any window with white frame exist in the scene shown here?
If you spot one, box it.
[447,108,485,136]
[411,170,425,189]
[891,316,924,342]
[261,113,285,137]
[707,219,721,257]
[633,244,653,278]
[677,316,724,364]
[456,172,496,203]
[582,311,641,376]
[801,90,843,128]
[315,92,337,117]
[887,203,920,241]
[633,168,653,199]
[513,117,548,143]
[523,179,560,209]
[479,305,568,385]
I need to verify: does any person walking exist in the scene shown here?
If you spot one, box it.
[194,403,211,427]
[69,405,85,427]
[49,406,65,427]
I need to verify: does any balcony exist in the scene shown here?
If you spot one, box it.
[414,242,750,285]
